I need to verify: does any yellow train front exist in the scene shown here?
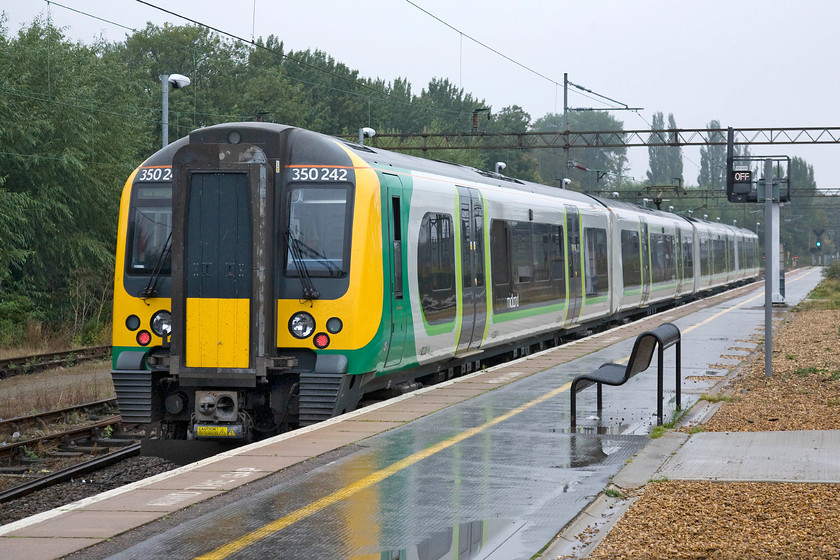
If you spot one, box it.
[112,123,394,453]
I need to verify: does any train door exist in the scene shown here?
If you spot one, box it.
[675,229,683,287]
[566,206,583,324]
[640,221,651,304]
[384,173,408,367]
[170,144,272,374]
[183,172,253,369]
[456,186,486,353]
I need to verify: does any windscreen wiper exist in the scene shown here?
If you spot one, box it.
[292,237,343,277]
[141,232,172,299]
[286,230,320,300]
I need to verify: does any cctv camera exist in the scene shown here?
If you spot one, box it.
[168,73,191,89]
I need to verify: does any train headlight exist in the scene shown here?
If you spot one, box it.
[151,310,172,337]
[289,312,315,339]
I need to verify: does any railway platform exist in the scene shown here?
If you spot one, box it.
[0,267,824,560]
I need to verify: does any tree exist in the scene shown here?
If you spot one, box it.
[531,111,628,190]
[0,18,145,338]
[483,105,541,182]
[647,112,682,187]
[698,120,726,190]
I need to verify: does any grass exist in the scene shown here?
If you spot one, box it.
[793,366,825,377]
[604,488,625,499]
[650,425,667,439]
[650,407,690,439]
[701,393,734,403]
[0,361,114,420]
[798,272,840,311]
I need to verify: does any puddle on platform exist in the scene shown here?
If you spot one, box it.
[353,519,526,560]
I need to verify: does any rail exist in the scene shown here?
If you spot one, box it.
[0,345,111,379]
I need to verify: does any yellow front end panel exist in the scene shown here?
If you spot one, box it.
[186,298,250,368]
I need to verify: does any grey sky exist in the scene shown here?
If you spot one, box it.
[6,0,840,187]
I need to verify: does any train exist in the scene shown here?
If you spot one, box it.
[110,122,759,455]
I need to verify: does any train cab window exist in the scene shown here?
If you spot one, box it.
[286,186,350,277]
[620,229,641,288]
[127,185,172,275]
[584,227,609,296]
[418,213,456,325]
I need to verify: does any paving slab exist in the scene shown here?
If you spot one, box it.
[656,430,840,483]
[0,536,99,560]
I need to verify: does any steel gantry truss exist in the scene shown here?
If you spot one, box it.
[591,188,840,204]
[358,127,840,152]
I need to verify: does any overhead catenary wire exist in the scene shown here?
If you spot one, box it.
[403,0,633,112]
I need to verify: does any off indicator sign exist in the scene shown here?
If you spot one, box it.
[733,170,752,182]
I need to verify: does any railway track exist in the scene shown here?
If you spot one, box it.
[0,400,145,507]
[0,443,141,504]
[0,415,129,462]
[0,397,119,434]
[0,345,111,379]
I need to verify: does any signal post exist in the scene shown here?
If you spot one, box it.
[726,128,790,377]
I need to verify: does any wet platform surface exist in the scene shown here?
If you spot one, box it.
[0,268,822,560]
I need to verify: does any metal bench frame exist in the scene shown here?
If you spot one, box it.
[570,322,681,428]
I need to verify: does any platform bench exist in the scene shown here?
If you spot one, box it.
[570,322,681,428]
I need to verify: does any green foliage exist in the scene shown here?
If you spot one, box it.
[531,111,628,190]
[650,425,667,438]
[604,488,625,499]
[698,120,726,189]
[0,19,142,337]
[701,393,734,403]
[825,261,840,282]
[647,112,683,186]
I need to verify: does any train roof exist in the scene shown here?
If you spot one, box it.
[342,136,599,206]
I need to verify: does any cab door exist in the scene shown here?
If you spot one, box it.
[384,173,408,367]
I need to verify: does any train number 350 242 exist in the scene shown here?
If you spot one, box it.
[136,167,173,182]
[289,167,348,182]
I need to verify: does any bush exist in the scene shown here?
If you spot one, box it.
[824,261,840,283]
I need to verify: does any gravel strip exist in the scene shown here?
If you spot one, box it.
[587,480,840,559]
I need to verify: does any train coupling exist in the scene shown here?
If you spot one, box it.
[190,390,246,440]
